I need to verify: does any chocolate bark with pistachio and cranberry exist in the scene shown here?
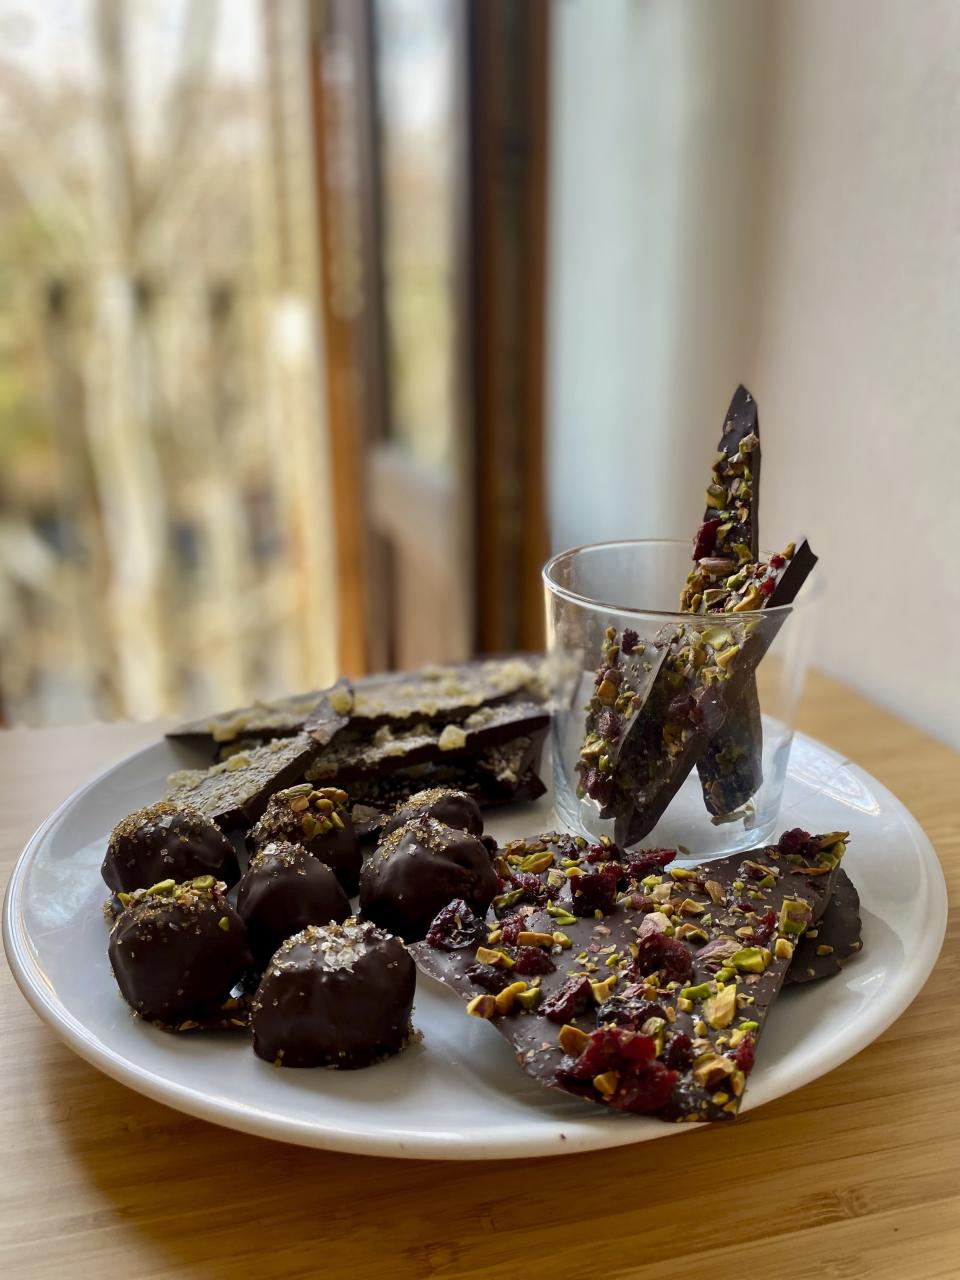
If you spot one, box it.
[683,387,763,816]
[412,827,847,1123]
[165,733,320,829]
[784,866,862,985]
[610,538,818,847]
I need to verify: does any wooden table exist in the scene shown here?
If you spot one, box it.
[0,672,957,1279]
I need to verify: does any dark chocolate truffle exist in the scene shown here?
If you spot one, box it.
[236,840,351,967]
[381,786,484,839]
[359,815,498,942]
[248,784,361,894]
[251,919,416,1068]
[107,877,252,1024]
[102,801,240,893]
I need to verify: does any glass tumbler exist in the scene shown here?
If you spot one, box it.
[542,539,822,859]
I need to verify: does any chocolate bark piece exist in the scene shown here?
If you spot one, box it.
[411,828,847,1123]
[611,539,818,847]
[697,682,764,818]
[786,868,862,985]
[359,816,498,942]
[304,700,549,786]
[349,656,546,727]
[381,787,484,839]
[102,800,240,892]
[167,679,353,752]
[236,841,351,968]
[251,918,416,1069]
[246,783,362,894]
[165,733,320,828]
[108,877,253,1024]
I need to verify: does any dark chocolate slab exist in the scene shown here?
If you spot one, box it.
[166,733,320,828]
[412,829,847,1123]
[167,680,353,751]
[349,657,546,727]
[785,868,862,985]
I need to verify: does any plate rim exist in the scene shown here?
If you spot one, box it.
[2,731,948,1160]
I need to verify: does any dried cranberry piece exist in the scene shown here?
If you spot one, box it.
[513,946,556,976]
[465,963,510,994]
[778,827,818,859]
[662,1031,694,1072]
[624,847,676,879]
[498,912,525,944]
[621,628,639,653]
[614,1060,679,1114]
[769,553,786,569]
[425,899,484,951]
[692,518,722,561]
[512,872,548,905]
[597,986,665,1030]
[732,1037,755,1074]
[559,1027,657,1082]
[540,975,593,1024]
[570,867,618,917]
[752,910,777,945]
[632,932,693,984]
[758,576,775,597]
[596,708,621,740]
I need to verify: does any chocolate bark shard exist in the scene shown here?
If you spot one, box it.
[165,733,320,828]
[167,679,353,751]
[785,868,862,985]
[411,829,847,1123]
[349,656,547,727]
[304,700,549,785]
[611,539,818,847]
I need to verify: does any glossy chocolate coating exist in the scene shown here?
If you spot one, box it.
[102,801,240,893]
[251,919,416,1068]
[359,816,498,942]
[236,841,351,967]
[108,880,252,1023]
[247,784,362,894]
[381,787,484,839]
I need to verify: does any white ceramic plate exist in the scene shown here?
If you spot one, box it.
[3,732,946,1160]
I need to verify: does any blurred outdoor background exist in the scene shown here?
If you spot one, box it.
[1,0,957,749]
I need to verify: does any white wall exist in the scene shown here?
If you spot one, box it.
[547,0,960,748]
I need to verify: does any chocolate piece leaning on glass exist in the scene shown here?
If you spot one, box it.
[247,783,361,894]
[682,385,765,816]
[251,919,416,1069]
[236,841,352,968]
[108,877,252,1027]
[411,829,848,1122]
[165,733,320,829]
[610,539,818,847]
[784,866,862,985]
[101,800,240,894]
[359,816,498,942]
[166,678,354,754]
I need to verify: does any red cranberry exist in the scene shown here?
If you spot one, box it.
[624,847,676,878]
[597,987,665,1030]
[692,518,722,561]
[770,553,786,568]
[758,576,775,597]
[560,1026,657,1080]
[778,828,818,859]
[597,708,621,740]
[511,873,548,905]
[621,628,639,653]
[541,975,593,1024]
[513,946,556,976]
[465,963,511,994]
[614,1060,679,1114]
[425,899,484,950]
[571,867,618,917]
[498,913,525,944]
[732,1037,755,1073]
[632,932,693,984]
[662,1031,694,1071]
[753,910,777,945]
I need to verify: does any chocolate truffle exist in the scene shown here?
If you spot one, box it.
[359,816,498,942]
[107,877,251,1023]
[251,919,416,1068]
[381,786,484,839]
[236,841,351,967]
[102,801,240,894]
[248,784,361,894]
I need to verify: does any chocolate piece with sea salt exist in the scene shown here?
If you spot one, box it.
[165,732,319,828]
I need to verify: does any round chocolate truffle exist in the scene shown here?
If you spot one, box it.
[251,918,416,1068]
[359,815,498,942]
[102,801,240,893]
[248,784,361,894]
[236,840,351,967]
[108,878,252,1023]
[381,786,483,839]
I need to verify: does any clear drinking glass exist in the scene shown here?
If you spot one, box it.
[542,539,823,859]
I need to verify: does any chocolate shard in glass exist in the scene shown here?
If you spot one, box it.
[785,867,862,985]
[165,732,320,828]
[166,679,353,753]
[411,828,847,1123]
[611,538,818,848]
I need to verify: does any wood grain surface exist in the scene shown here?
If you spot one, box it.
[0,672,957,1280]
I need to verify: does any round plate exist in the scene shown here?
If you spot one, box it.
[3,732,946,1160]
